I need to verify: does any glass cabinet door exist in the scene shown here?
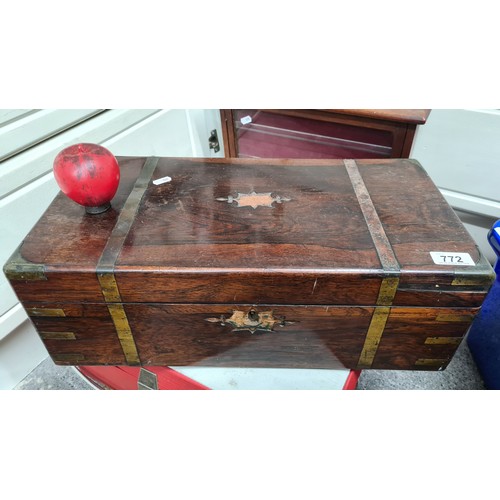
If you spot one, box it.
[232,109,394,159]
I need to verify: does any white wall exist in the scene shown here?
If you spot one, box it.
[3,108,496,389]
[411,109,500,264]
[0,109,223,389]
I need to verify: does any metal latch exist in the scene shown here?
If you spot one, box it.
[138,368,158,390]
[208,129,220,153]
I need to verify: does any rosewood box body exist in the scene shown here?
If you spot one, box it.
[4,157,494,371]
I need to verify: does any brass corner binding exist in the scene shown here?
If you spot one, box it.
[3,245,47,281]
[451,253,496,286]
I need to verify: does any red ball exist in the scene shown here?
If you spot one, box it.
[53,143,120,214]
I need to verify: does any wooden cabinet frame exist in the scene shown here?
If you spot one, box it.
[220,109,430,159]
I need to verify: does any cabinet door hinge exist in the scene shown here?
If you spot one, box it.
[208,129,220,153]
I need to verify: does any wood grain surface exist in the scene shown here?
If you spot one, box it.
[6,156,493,370]
[24,301,478,369]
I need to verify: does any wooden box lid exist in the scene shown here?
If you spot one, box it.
[5,157,494,307]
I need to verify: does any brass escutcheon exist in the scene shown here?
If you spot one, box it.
[205,308,295,333]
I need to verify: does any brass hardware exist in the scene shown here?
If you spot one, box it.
[344,159,400,272]
[97,156,159,275]
[107,304,141,365]
[138,369,158,390]
[357,306,391,369]
[205,309,295,333]
[216,192,291,209]
[452,275,495,286]
[208,129,220,153]
[248,308,259,322]
[27,308,66,317]
[97,273,122,303]
[415,358,449,368]
[52,353,85,363]
[356,277,400,369]
[94,158,159,365]
[345,159,401,370]
[40,331,76,340]
[3,245,47,281]
[376,277,400,306]
[452,254,495,286]
[435,314,474,323]
[425,337,462,345]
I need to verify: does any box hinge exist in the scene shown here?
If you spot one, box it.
[138,368,158,390]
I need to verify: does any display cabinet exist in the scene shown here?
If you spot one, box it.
[220,109,430,159]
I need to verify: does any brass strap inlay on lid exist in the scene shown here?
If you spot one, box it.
[97,156,159,274]
[27,308,66,317]
[344,160,401,369]
[96,156,159,364]
[343,159,400,272]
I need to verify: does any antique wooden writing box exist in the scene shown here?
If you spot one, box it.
[4,157,495,371]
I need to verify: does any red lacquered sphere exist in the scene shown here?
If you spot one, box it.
[53,143,120,214]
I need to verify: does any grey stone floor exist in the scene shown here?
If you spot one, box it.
[15,339,484,390]
[15,358,95,390]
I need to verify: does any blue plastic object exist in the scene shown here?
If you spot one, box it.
[467,220,500,389]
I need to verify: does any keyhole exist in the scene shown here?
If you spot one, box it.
[248,309,259,322]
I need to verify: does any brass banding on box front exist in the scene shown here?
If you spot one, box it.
[106,303,140,364]
[52,354,85,363]
[40,331,76,340]
[27,308,66,317]
[376,277,400,307]
[425,337,462,345]
[415,358,449,367]
[435,314,474,323]
[357,277,400,368]
[97,274,122,303]
[357,306,392,369]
